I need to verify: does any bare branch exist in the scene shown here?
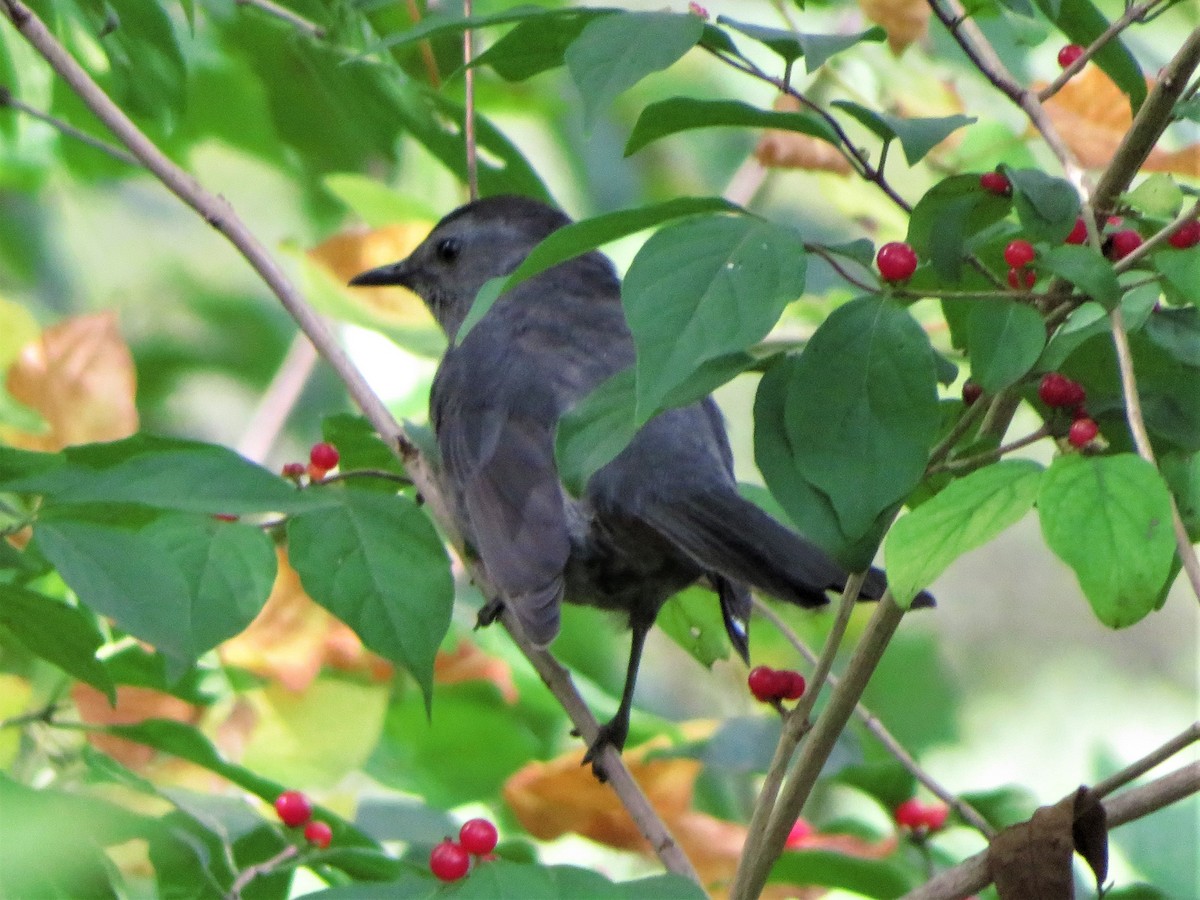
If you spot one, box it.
[0,85,139,165]
[463,0,478,201]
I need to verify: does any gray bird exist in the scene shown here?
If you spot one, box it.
[351,195,926,778]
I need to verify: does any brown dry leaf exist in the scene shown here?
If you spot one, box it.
[1041,67,1200,175]
[857,0,929,54]
[71,683,202,770]
[756,95,853,174]
[434,639,518,702]
[309,224,433,327]
[4,312,138,450]
[987,787,1109,899]
[220,547,393,693]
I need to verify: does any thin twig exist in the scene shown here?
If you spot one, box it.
[751,598,995,837]
[928,425,1050,475]
[236,333,319,464]
[0,86,139,165]
[404,0,442,88]
[1113,197,1200,274]
[0,0,699,880]
[1092,721,1200,798]
[0,703,59,730]
[927,398,988,468]
[1036,0,1165,103]
[732,594,908,900]
[462,0,478,201]
[314,469,414,487]
[233,0,326,38]
[226,844,298,900]
[903,761,1200,899]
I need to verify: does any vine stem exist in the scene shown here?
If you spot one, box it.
[0,0,700,882]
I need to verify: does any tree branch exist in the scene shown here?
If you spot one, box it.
[0,85,139,165]
[902,760,1200,899]
[0,0,700,882]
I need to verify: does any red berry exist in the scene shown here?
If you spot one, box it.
[310,442,339,470]
[1004,239,1036,268]
[1107,215,1123,227]
[1065,218,1088,245]
[1038,373,1085,409]
[921,803,949,831]
[962,380,983,405]
[894,798,925,829]
[459,818,498,856]
[979,171,1011,196]
[785,819,814,848]
[307,462,328,482]
[304,820,333,848]
[748,666,781,702]
[430,840,470,882]
[1057,44,1084,69]
[274,791,313,828]
[282,462,305,479]
[1068,417,1099,448]
[1109,229,1143,260]
[1006,267,1037,290]
[779,670,806,701]
[1168,219,1200,249]
[213,513,238,522]
[876,242,918,283]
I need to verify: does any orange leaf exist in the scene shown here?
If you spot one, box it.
[1041,67,1200,176]
[434,639,518,702]
[71,683,202,770]
[4,312,138,450]
[756,95,853,174]
[220,548,393,692]
[309,224,433,327]
[857,0,929,54]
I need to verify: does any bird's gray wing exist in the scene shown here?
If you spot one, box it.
[435,392,569,648]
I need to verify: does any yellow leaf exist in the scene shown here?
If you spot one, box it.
[308,224,434,328]
[756,95,853,174]
[858,0,929,54]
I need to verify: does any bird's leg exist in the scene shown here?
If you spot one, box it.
[582,614,653,782]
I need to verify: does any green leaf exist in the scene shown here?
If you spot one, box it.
[565,11,705,131]
[782,297,940,539]
[656,586,733,668]
[960,785,1040,830]
[322,174,438,228]
[885,460,1043,607]
[907,174,1012,282]
[1040,244,1121,309]
[1007,168,1081,243]
[473,10,610,81]
[460,196,738,343]
[754,356,896,570]
[715,17,806,62]
[94,0,187,126]
[1144,307,1200,367]
[0,586,115,701]
[34,509,276,675]
[555,368,639,497]
[366,5,574,53]
[797,27,887,71]
[768,849,916,897]
[1037,453,1176,628]
[1153,245,1200,305]
[288,489,453,708]
[967,301,1046,391]
[832,102,976,165]
[626,97,837,157]
[2,434,320,515]
[322,413,410,492]
[1125,174,1182,219]
[624,214,807,420]
[1033,0,1146,112]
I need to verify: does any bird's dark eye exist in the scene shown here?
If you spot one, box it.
[435,237,461,264]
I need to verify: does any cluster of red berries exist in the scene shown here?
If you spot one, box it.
[282,442,340,483]
[893,797,949,834]
[747,666,806,703]
[274,790,333,849]
[429,818,499,882]
[1039,372,1098,448]
[1003,238,1037,290]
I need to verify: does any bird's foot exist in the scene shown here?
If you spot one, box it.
[580,718,630,783]
[475,599,504,630]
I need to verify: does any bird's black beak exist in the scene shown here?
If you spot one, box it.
[348,260,410,288]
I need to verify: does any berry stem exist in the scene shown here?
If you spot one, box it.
[227,845,298,900]
[929,425,1051,475]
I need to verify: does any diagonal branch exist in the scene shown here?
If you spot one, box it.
[0,0,700,882]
